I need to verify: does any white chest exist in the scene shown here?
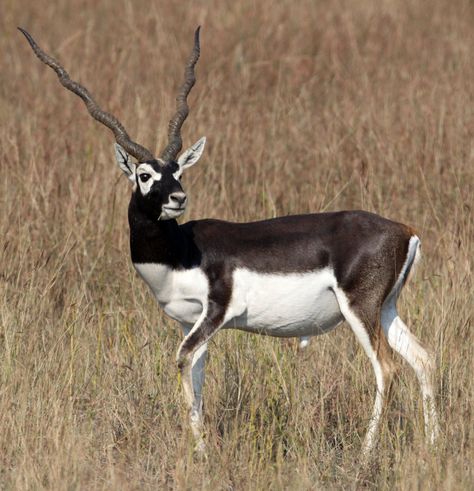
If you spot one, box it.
[133,263,209,325]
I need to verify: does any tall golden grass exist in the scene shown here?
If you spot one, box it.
[1,0,473,488]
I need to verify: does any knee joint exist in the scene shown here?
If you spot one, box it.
[177,349,192,370]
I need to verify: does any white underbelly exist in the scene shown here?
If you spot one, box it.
[224,268,343,337]
[134,263,344,338]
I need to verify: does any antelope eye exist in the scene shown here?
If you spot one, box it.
[139,173,151,182]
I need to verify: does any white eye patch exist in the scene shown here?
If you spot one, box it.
[137,164,162,195]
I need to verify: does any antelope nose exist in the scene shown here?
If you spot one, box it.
[169,192,187,207]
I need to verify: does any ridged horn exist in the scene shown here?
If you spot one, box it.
[18,27,154,162]
[160,26,201,162]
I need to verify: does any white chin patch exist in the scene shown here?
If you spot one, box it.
[160,207,186,220]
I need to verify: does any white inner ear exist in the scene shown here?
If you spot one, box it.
[114,143,136,182]
[177,136,206,171]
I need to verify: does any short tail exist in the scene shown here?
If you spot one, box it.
[385,235,421,305]
[401,235,421,288]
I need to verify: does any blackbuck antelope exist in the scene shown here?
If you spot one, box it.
[20,27,439,454]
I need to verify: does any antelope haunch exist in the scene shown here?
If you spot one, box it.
[19,27,439,455]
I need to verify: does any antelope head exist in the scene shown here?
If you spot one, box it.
[19,27,206,221]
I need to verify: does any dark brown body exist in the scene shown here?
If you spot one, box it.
[131,208,414,352]
[131,207,437,455]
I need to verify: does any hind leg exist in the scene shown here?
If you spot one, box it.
[381,301,439,443]
[333,289,397,454]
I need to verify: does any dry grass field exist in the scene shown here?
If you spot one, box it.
[1,0,473,489]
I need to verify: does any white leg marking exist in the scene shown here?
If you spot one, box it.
[181,324,208,426]
[190,342,208,415]
[381,303,439,443]
[189,343,208,454]
[178,309,209,452]
[333,288,387,454]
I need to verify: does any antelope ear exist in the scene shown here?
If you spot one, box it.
[177,137,206,170]
[114,144,136,181]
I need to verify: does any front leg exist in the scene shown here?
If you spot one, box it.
[177,295,228,453]
[180,323,208,446]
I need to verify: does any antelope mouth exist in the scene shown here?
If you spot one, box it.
[160,206,186,220]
